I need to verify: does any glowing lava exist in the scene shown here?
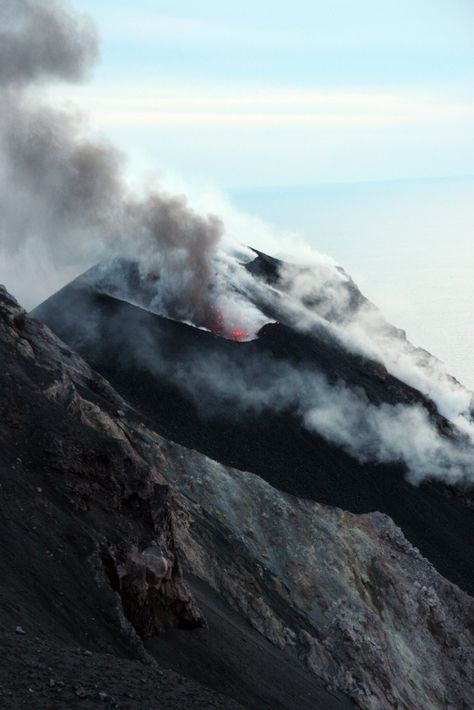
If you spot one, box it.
[231,329,248,341]
[205,306,249,341]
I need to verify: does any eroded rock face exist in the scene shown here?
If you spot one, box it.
[1,284,473,710]
[0,285,203,645]
[102,538,204,637]
[32,268,474,601]
[156,446,474,710]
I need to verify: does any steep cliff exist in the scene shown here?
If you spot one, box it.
[1,279,473,708]
[33,255,474,598]
[0,285,349,708]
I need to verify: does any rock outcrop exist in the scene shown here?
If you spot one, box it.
[0,285,348,708]
[159,448,474,709]
[1,284,473,709]
[33,262,474,599]
[0,286,203,642]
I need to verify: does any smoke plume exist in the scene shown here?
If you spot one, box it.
[218,245,474,430]
[0,0,222,325]
[112,314,474,486]
[3,2,473,487]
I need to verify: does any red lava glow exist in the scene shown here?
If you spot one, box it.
[231,329,248,341]
[206,306,249,341]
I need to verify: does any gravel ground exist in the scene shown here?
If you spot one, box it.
[0,630,243,709]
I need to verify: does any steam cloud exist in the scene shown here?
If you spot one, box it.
[0,0,222,326]
[131,326,473,486]
[2,2,473,486]
[274,259,474,425]
[218,246,474,424]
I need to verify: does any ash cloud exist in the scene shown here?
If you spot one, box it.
[0,0,222,325]
[2,2,473,487]
[0,0,98,86]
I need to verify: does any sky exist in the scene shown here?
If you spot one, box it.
[1,0,472,385]
[61,0,474,188]
[59,1,474,388]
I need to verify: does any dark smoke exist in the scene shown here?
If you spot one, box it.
[0,0,222,325]
[4,2,474,487]
[0,0,98,86]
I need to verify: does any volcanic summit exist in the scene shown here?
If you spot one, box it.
[0,244,472,708]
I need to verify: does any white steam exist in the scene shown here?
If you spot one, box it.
[2,1,473,487]
[131,331,474,486]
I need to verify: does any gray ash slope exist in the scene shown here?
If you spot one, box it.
[0,285,351,710]
[33,251,474,598]
[3,284,474,709]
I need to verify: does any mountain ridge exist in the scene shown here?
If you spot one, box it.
[32,254,474,597]
[2,283,474,708]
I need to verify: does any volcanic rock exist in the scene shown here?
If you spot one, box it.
[1,277,473,708]
[32,256,474,598]
[0,285,349,708]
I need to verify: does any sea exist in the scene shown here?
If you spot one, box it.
[231,177,474,391]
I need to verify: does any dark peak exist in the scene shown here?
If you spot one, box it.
[2,285,474,710]
[245,248,284,284]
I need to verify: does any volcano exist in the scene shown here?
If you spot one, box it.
[2,0,473,705]
[33,249,474,599]
[0,248,472,708]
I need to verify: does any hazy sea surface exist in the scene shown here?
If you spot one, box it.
[231,177,474,391]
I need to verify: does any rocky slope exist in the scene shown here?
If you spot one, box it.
[1,281,473,709]
[33,257,474,598]
[0,285,348,709]
[163,450,474,709]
